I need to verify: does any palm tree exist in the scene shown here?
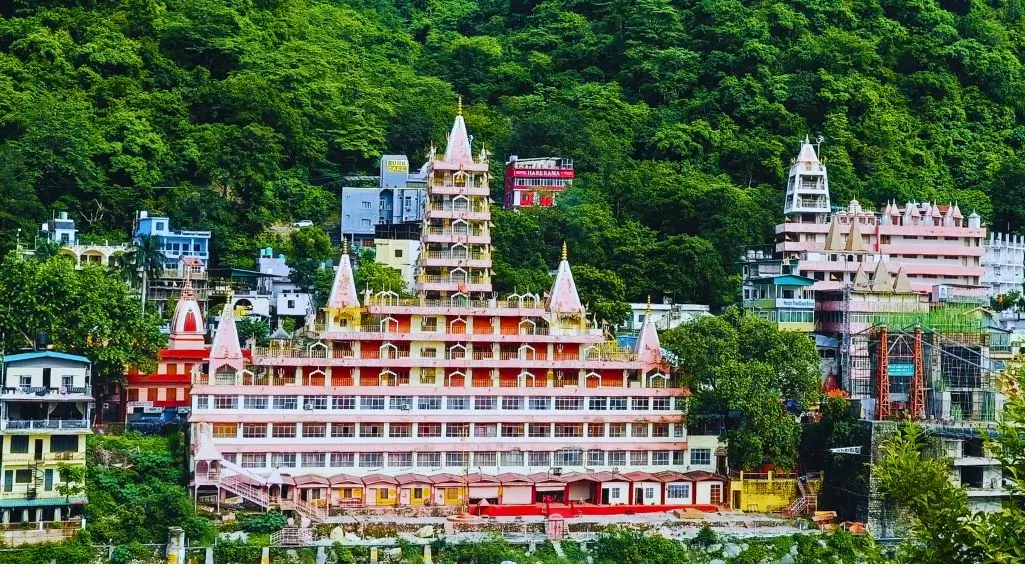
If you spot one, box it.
[114,235,165,314]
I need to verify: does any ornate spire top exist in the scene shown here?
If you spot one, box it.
[546,242,583,315]
[342,238,348,255]
[457,95,463,116]
[646,294,652,315]
[561,242,568,261]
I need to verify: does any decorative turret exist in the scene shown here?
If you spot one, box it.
[209,299,244,375]
[783,136,830,220]
[634,296,663,365]
[950,203,963,225]
[169,276,206,350]
[824,219,844,251]
[442,96,473,166]
[903,201,921,226]
[546,242,584,316]
[870,259,893,292]
[893,267,913,293]
[327,241,360,310]
[942,204,955,227]
[852,262,871,289]
[844,222,866,252]
[968,211,982,229]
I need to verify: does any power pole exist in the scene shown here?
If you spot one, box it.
[840,281,852,393]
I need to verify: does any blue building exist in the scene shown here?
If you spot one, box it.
[134,211,212,268]
[341,155,428,246]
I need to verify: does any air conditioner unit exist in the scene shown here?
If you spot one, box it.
[612,467,620,473]
[303,404,313,411]
[552,467,563,476]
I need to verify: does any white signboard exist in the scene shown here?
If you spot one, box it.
[830,446,862,455]
[127,401,153,409]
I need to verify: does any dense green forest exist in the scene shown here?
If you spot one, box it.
[3,0,1025,311]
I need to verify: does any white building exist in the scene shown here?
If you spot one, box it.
[624,302,711,331]
[981,232,1025,298]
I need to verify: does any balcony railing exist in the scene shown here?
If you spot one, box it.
[3,419,89,431]
[1,385,92,397]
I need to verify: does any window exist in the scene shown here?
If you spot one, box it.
[302,453,326,467]
[9,436,29,453]
[674,397,687,411]
[587,423,605,437]
[555,424,583,438]
[588,397,607,411]
[362,201,372,209]
[287,300,295,309]
[271,453,296,468]
[378,488,391,499]
[652,398,670,411]
[666,484,690,499]
[609,487,621,499]
[587,450,604,466]
[528,423,550,438]
[631,397,649,410]
[500,451,524,466]
[305,396,328,410]
[361,397,385,410]
[412,487,424,499]
[690,449,711,466]
[417,453,441,468]
[418,423,442,438]
[214,395,238,409]
[333,396,356,410]
[631,423,648,437]
[395,249,403,258]
[630,451,648,466]
[273,396,298,410]
[390,396,413,410]
[418,397,441,410]
[388,452,413,468]
[475,423,497,437]
[609,398,628,410]
[303,423,327,438]
[15,469,31,483]
[243,423,266,438]
[652,451,671,465]
[528,396,551,410]
[223,453,237,464]
[360,423,384,438]
[213,423,238,438]
[673,450,686,465]
[446,396,470,410]
[61,375,73,388]
[446,452,468,467]
[361,219,372,227]
[156,222,165,231]
[50,435,79,453]
[331,423,355,438]
[501,423,524,437]
[244,396,268,410]
[673,424,686,438]
[554,450,582,466]
[360,453,383,467]
[241,454,265,468]
[608,423,627,437]
[501,396,523,410]
[555,397,583,410]
[446,423,469,438]
[528,452,550,467]
[608,451,627,466]
[18,375,31,386]
[474,397,495,410]
[644,487,655,499]
[195,395,209,409]
[389,423,412,438]
[475,452,497,467]
[652,424,669,437]
[272,423,296,438]
[331,453,355,468]
[711,485,722,505]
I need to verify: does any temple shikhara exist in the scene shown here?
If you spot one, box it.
[188,109,711,521]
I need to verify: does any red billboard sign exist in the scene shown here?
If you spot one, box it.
[510,169,575,178]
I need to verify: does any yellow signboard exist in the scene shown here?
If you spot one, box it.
[385,159,408,173]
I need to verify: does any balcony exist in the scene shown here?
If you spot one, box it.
[1,385,92,398]
[1,419,89,432]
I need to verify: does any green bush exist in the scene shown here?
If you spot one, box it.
[238,511,287,535]
[693,523,718,548]
[0,531,98,564]
[591,528,691,564]
[110,542,158,564]
[213,538,261,564]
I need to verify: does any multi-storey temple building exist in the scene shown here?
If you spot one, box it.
[188,110,705,518]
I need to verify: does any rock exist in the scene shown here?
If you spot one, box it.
[706,543,722,554]
[501,561,517,565]
[779,554,794,564]
[219,531,248,543]
[789,545,799,557]
[740,543,749,551]
[329,526,346,542]
[416,525,435,539]
[723,543,742,559]
[387,547,402,558]
[586,556,593,564]
[286,549,299,561]
[818,540,828,548]
[709,559,725,564]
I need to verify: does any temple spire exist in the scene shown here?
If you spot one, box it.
[546,242,583,315]
[635,299,662,364]
[209,299,244,374]
[442,99,473,165]
[327,247,360,310]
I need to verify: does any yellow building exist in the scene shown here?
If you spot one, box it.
[729,471,823,514]
[0,351,92,540]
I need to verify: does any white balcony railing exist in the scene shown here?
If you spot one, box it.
[2,419,89,431]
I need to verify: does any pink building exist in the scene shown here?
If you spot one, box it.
[189,110,689,518]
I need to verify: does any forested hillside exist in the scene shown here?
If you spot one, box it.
[3,0,1025,312]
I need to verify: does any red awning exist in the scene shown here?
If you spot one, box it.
[428,473,464,487]
[394,473,434,485]
[328,473,363,486]
[361,474,398,485]
[624,471,661,483]
[292,474,330,487]
[496,473,532,485]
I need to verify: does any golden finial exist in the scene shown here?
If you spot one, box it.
[646,294,652,315]
[561,242,568,261]
[457,96,463,116]
[342,238,348,255]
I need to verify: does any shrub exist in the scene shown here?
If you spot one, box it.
[110,542,158,564]
[239,511,287,534]
[213,538,261,564]
[693,523,718,548]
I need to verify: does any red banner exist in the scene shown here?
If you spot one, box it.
[509,169,575,178]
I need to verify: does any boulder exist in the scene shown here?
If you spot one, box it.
[789,545,799,557]
[706,543,722,554]
[779,554,795,564]
[723,543,742,559]
[416,525,435,539]
[387,547,402,558]
[329,526,346,542]
[709,559,725,564]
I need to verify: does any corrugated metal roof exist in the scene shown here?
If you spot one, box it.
[2,351,91,364]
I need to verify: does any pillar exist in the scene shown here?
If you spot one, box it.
[316,546,327,564]
[54,507,61,521]
[261,547,270,564]
[423,544,432,564]
[370,547,379,564]
[167,527,185,564]
[205,548,214,564]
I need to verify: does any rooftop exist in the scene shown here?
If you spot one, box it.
[1,351,91,365]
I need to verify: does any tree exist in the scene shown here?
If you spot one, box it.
[115,235,165,314]
[286,227,336,296]
[565,264,630,328]
[55,462,86,520]
[354,249,410,296]
[873,382,1025,563]
[0,254,166,386]
[661,309,821,470]
[236,316,270,348]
